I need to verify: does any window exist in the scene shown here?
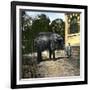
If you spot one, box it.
[69,16,79,34]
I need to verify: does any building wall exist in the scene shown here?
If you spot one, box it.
[66,33,80,46]
[65,13,80,46]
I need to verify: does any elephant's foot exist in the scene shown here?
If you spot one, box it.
[49,56,52,60]
[53,57,55,61]
[37,58,42,64]
[52,52,55,60]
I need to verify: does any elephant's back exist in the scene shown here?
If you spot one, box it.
[34,34,50,51]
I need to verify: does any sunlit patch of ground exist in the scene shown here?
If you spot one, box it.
[42,50,67,60]
[37,58,80,77]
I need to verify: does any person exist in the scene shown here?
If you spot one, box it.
[50,40,55,59]
[65,43,72,57]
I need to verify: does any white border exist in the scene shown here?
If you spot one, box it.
[16,5,85,85]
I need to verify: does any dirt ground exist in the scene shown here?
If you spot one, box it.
[37,51,80,77]
[37,60,80,77]
[22,49,80,78]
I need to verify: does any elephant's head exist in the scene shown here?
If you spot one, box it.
[50,33,64,49]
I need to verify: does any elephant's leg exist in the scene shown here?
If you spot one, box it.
[49,50,52,59]
[52,50,55,59]
[37,51,42,63]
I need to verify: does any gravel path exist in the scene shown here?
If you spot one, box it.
[37,50,80,78]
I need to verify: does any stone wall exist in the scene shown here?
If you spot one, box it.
[71,46,80,57]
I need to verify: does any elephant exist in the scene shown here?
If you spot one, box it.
[34,32,64,63]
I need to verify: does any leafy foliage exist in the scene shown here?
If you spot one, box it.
[31,14,50,38]
[50,19,65,41]
[21,11,33,54]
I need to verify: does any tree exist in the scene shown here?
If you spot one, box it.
[50,19,65,41]
[21,11,33,54]
[31,14,50,38]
